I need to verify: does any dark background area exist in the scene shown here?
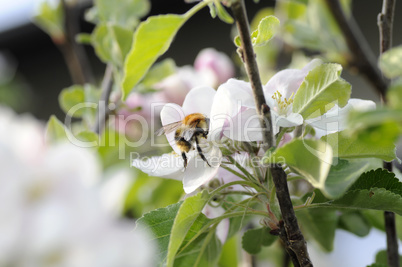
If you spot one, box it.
[0,0,401,121]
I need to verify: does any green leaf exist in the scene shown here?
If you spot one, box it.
[296,195,337,251]
[75,33,92,44]
[174,230,222,267]
[347,108,402,148]
[387,78,402,109]
[338,211,371,237]
[121,15,185,99]
[167,191,210,267]
[58,85,100,121]
[379,45,402,79]
[33,1,64,41]
[59,86,86,118]
[322,130,396,162]
[263,139,333,191]
[208,3,217,18]
[140,58,176,88]
[76,131,99,144]
[348,108,402,131]
[242,227,277,254]
[214,1,234,24]
[324,159,371,199]
[45,115,69,143]
[137,202,183,262]
[89,0,150,30]
[374,250,402,267]
[121,1,206,99]
[275,1,307,20]
[363,209,402,242]
[251,16,280,47]
[91,23,133,67]
[367,264,390,267]
[218,236,238,267]
[322,169,402,216]
[293,63,351,119]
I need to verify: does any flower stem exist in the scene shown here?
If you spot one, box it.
[231,1,312,266]
[93,64,114,134]
[210,180,262,197]
[60,0,94,85]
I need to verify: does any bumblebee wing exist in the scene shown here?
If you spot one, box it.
[155,121,182,136]
[182,120,203,141]
[183,128,195,141]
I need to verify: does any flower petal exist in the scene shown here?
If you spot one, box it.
[264,59,322,98]
[223,108,263,141]
[182,86,216,117]
[209,79,255,140]
[132,153,184,181]
[202,205,229,244]
[271,111,303,134]
[182,145,222,193]
[306,98,376,136]
[160,103,185,154]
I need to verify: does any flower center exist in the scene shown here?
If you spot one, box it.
[271,91,294,116]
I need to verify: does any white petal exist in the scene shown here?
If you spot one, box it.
[202,206,228,244]
[182,145,222,193]
[182,86,216,117]
[223,108,263,141]
[264,69,306,98]
[209,79,254,140]
[273,112,303,129]
[264,59,322,98]
[160,103,185,154]
[132,153,185,181]
[307,98,376,134]
[160,103,185,126]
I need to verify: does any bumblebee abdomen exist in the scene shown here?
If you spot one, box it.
[176,138,192,153]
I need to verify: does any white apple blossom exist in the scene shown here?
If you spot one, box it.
[132,86,222,194]
[0,107,155,267]
[209,59,322,141]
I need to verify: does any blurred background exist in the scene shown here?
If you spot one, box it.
[1,0,402,266]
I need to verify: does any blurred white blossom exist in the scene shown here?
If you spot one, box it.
[0,106,155,267]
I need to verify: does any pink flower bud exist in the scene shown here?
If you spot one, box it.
[194,48,235,88]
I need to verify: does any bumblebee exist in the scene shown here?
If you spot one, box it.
[155,113,211,168]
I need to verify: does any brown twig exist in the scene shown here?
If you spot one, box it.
[378,1,399,267]
[231,1,312,266]
[324,0,388,98]
[378,0,395,55]
[60,0,94,85]
[93,64,114,134]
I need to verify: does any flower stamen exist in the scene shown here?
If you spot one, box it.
[272,91,294,115]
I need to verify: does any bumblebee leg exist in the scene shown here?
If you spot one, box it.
[181,152,188,168]
[195,137,211,167]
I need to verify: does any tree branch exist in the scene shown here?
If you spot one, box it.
[93,64,113,134]
[378,0,395,54]
[378,1,399,267]
[324,0,388,97]
[230,0,274,148]
[231,1,312,266]
[60,0,95,85]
